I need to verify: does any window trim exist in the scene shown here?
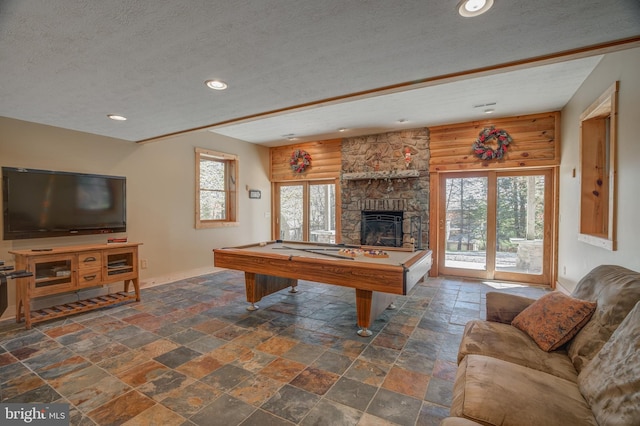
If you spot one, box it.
[578,81,618,250]
[195,147,239,228]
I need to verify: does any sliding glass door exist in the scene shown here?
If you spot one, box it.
[443,175,488,271]
[439,170,552,284]
[275,180,337,243]
[495,174,547,276]
[278,184,304,241]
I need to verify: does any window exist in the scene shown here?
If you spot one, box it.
[195,148,238,228]
[578,81,618,250]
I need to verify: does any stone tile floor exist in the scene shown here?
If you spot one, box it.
[0,271,547,425]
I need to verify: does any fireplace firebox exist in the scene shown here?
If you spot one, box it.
[361,211,403,247]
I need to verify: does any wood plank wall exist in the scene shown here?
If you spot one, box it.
[270,139,342,181]
[429,112,560,172]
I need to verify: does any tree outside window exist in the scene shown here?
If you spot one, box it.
[195,148,238,228]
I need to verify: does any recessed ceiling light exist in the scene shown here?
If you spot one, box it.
[107,114,127,121]
[484,108,495,114]
[457,0,494,17]
[338,128,347,132]
[398,119,409,124]
[205,79,228,90]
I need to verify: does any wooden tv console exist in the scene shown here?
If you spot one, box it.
[10,242,142,329]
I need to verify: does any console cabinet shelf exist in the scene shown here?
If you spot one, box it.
[10,243,142,329]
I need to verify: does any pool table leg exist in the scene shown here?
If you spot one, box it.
[355,289,397,337]
[244,272,298,311]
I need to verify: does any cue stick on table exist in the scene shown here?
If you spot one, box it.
[279,245,355,260]
[272,247,340,251]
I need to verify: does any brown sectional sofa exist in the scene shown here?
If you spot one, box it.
[441,265,640,426]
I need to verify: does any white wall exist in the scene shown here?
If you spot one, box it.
[558,47,640,292]
[0,117,272,319]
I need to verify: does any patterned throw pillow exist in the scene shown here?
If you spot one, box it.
[512,292,597,352]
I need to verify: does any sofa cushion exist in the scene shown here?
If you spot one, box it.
[485,292,537,324]
[451,355,598,426]
[568,265,640,372]
[457,320,579,382]
[578,301,640,426]
[511,292,596,351]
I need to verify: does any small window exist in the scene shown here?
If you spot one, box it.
[195,148,239,228]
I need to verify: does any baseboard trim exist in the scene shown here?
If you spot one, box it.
[555,278,573,295]
[140,266,225,289]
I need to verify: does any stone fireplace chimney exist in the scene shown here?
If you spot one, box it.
[340,129,429,248]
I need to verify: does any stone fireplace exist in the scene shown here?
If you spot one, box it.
[341,129,429,248]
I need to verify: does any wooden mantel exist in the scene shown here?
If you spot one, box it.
[341,169,420,181]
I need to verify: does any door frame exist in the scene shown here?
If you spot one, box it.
[429,168,558,286]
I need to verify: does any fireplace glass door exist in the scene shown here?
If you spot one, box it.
[361,211,403,247]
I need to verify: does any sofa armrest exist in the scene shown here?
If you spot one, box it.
[486,292,537,323]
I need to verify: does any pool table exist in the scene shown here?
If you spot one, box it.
[213,241,432,336]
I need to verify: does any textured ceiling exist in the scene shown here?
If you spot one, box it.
[0,1,639,146]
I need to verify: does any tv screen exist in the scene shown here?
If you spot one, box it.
[2,167,126,240]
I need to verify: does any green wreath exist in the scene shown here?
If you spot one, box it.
[472,127,513,160]
[290,149,312,173]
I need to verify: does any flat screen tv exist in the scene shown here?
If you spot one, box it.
[2,167,126,240]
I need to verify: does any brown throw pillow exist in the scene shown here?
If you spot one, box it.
[511,292,597,352]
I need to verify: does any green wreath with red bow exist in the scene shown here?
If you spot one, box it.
[290,149,312,173]
[472,127,513,160]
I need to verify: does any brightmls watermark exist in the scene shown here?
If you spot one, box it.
[1,404,69,425]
